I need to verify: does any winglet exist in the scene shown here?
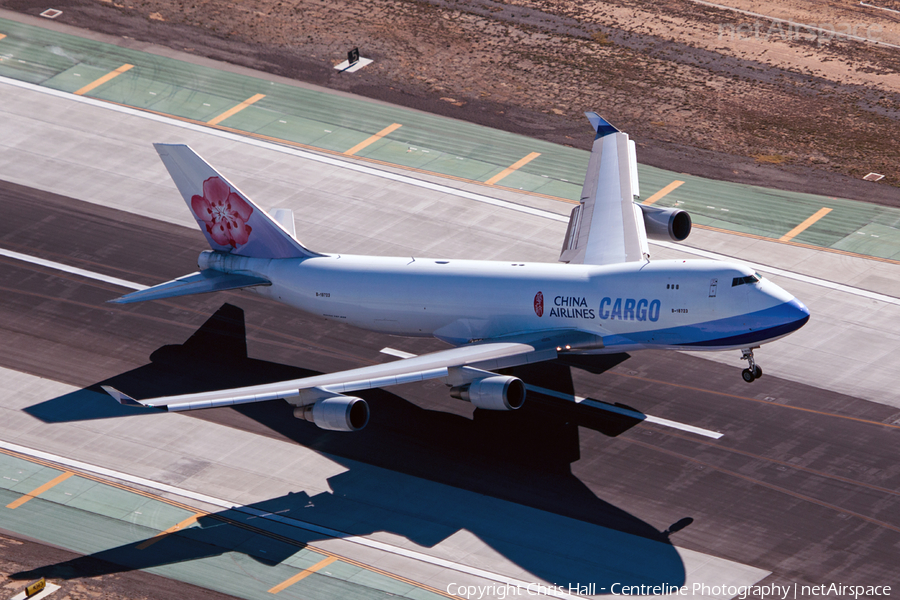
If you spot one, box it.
[585,112,619,139]
[101,385,152,408]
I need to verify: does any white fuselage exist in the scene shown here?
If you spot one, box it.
[200,252,809,352]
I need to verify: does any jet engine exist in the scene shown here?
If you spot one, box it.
[294,396,370,431]
[639,204,691,242]
[450,375,526,411]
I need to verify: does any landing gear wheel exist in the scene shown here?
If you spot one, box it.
[740,348,761,382]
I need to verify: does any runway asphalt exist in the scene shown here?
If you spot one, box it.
[0,25,899,598]
[1,178,899,597]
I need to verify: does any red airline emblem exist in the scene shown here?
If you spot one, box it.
[534,291,544,317]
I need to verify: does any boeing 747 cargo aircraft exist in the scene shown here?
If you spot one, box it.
[102,114,809,431]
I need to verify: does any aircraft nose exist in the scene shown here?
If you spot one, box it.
[785,296,810,331]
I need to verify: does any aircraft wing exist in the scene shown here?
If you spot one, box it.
[559,113,649,266]
[102,330,603,412]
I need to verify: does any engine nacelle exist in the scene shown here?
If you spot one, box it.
[294,396,369,431]
[450,375,526,411]
[639,204,691,242]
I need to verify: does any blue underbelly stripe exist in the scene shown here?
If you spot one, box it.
[678,316,809,347]
[616,302,809,348]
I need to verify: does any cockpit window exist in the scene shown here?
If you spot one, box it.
[732,273,761,287]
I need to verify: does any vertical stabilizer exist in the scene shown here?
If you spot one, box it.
[559,113,648,265]
[154,144,318,259]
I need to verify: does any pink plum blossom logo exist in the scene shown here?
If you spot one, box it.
[191,176,253,248]
[534,291,544,317]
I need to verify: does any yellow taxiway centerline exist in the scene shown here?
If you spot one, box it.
[485,152,541,185]
[268,555,338,594]
[779,207,833,242]
[6,471,73,509]
[642,180,684,205]
[74,63,133,96]
[343,123,402,156]
[136,513,203,550]
[207,93,267,126]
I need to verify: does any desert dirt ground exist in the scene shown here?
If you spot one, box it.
[1,0,898,204]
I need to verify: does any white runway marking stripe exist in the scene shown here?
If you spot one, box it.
[379,348,723,439]
[3,75,898,308]
[524,384,724,440]
[0,247,147,291]
[379,347,417,359]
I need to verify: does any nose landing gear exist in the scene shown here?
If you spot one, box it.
[741,347,763,382]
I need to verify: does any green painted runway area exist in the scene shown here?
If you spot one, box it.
[1,17,898,260]
[0,451,446,600]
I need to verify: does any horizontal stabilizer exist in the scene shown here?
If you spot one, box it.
[109,270,270,304]
[271,208,296,238]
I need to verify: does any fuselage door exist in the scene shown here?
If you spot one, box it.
[708,278,718,298]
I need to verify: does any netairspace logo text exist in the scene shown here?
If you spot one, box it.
[699,583,892,599]
[718,20,883,47]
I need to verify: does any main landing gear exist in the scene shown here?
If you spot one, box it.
[741,348,763,382]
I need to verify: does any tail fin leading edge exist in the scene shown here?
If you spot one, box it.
[154,144,318,259]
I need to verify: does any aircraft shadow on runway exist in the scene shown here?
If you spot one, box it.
[9,480,686,590]
[21,304,690,589]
